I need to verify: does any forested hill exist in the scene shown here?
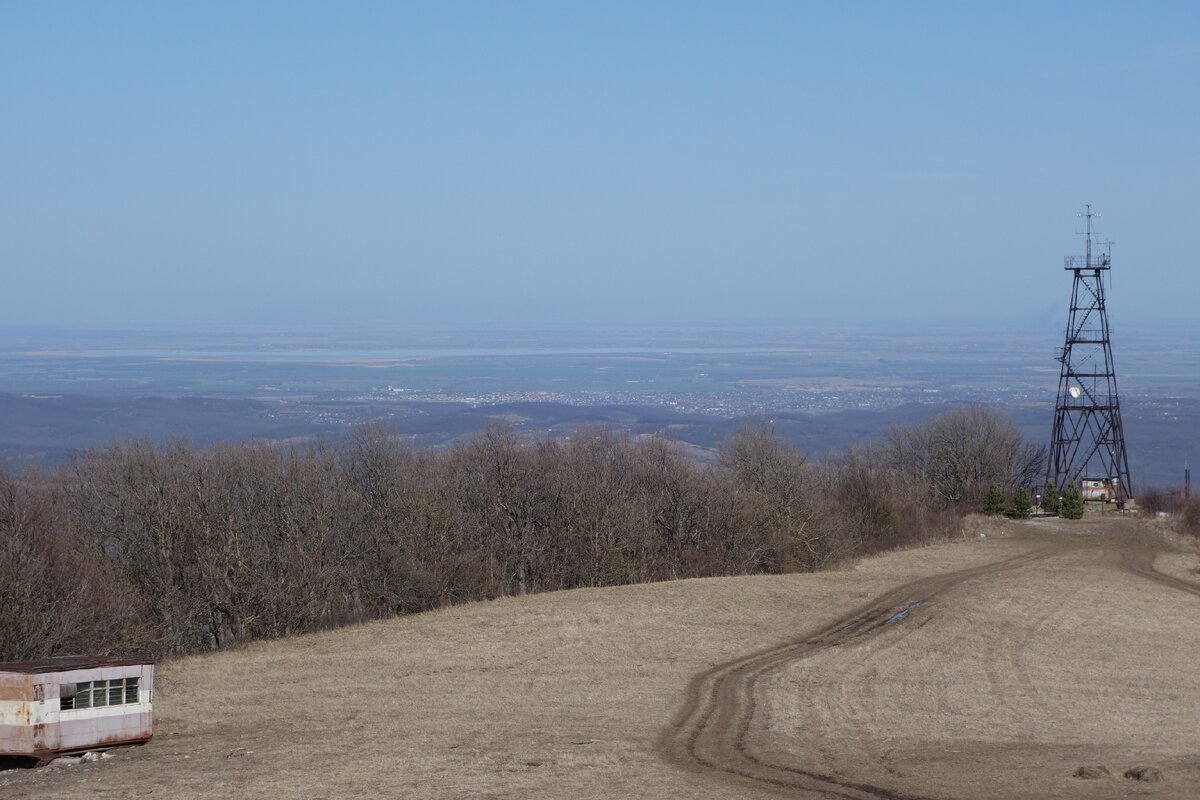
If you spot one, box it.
[2,408,1047,661]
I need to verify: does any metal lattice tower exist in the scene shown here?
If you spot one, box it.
[1047,205,1133,502]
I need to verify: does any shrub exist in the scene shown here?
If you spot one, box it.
[1137,486,1176,515]
[1177,496,1200,537]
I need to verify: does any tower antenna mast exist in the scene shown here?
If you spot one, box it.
[1047,206,1133,505]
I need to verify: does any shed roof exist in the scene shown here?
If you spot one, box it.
[0,656,153,674]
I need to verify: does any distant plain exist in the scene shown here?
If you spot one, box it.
[1,324,1196,488]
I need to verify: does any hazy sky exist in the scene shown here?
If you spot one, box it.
[2,2,1197,329]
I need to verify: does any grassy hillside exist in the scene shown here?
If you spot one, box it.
[4,518,1198,799]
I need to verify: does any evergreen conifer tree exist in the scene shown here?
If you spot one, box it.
[1012,487,1032,518]
[1042,480,1060,515]
[1060,482,1085,519]
[982,484,1006,515]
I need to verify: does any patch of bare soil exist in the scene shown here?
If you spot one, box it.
[3,518,1198,799]
[1075,764,1167,783]
[1126,766,1165,782]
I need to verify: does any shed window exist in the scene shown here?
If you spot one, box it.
[59,677,141,711]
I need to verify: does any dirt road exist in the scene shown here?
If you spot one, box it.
[660,545,1066,799]
[3,516,1198,799]
[664,518,1200,799]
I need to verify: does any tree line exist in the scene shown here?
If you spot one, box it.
[1,405,1042,661]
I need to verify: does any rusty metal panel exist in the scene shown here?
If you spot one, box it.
[54,711,153,752]
[0,672,34,756]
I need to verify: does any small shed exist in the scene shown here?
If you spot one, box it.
[1082,477,1119,502]
[0,656,154,763]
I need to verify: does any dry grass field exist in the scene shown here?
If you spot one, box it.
[3,515,1198,799]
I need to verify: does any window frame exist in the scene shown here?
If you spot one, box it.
[58,676,142,712]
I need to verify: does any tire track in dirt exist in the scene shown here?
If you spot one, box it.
[658,543,1074,799]
[1120,545,1200,600]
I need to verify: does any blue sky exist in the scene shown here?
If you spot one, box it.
[1,2,1197,329]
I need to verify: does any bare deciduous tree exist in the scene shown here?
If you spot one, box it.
[4,416,983,661]
[885,405,1043,506]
